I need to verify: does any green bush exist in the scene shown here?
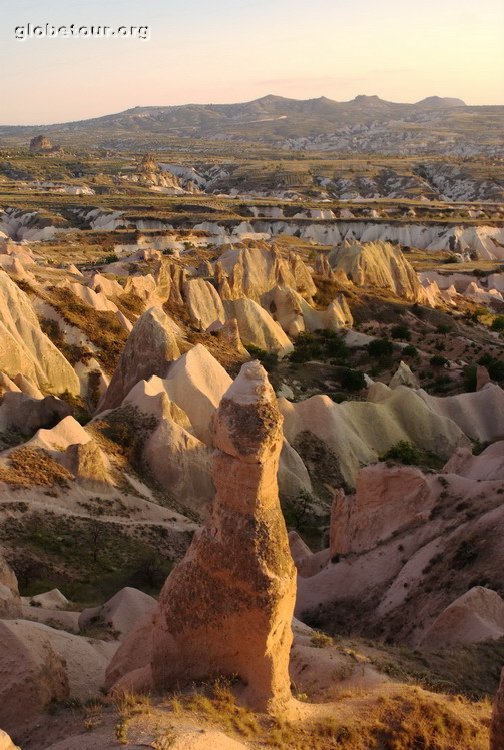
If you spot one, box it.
[99,253,119,265]
[402,344,418,357]
[246,345,278,372]
[477,353,504,379]
[491,316,504,332]
[391,324,411,341]
[380,441,422,466]
[368,338,393,358]
[430,354,448,368]
[462,364,477,392]
[339,368,365,392]
[289,331,348,364]
[489,359,504,382]
[478,353,493,366]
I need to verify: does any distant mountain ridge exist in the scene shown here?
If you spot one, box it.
[0,94,468,131]
[0,94,501,157]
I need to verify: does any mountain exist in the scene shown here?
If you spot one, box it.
[0,94,501,156]
[416,96,466,108]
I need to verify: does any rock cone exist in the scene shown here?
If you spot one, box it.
[150,360,296,713]
[97,307,180,412]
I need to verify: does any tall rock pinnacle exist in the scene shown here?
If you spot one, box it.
[150,360,296,714]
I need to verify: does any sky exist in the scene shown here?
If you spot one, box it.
[1,0,503,125]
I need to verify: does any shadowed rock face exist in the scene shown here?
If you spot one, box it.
[0,554,21,618]
[151,361,296,714]
[97,306,180,412]
[491,667,504,750]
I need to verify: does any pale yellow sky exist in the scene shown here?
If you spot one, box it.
[1,0,503,124]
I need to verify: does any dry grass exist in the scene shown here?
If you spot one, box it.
[90,404,159,469]
[310,630,335,648]
[0,447,72,487]
[113,690,153,745]
[141,681,490,750]
[184,678,261,738]
[184,329,248,376]
[45,286,128,373]
[112,291,146,322]
[262,689,489,749]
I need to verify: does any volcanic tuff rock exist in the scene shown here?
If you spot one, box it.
[151,361,296,713]
[217,243,316,301]
[419,587,504,648]
[107,362,297,714]
[97,307,181,413]
[418,384,504,443]
[0,392,71,436]
[79,587,156,639]
[64,440,113,486]
[279,387,467,488]
[329,241,427,302]
[389,361,419,389]
[330,464,434,556]
[491,667,504,750]
[0,555,21,618]
[0,270,80,395]
[163,343,232,445]
[29,135,56,154]
[265,285,353,336]
[183,277,225,330]
[443,441,504,481]
[224,297,294,356]
[143,400,214,514]
[0,730,20,750]
[0,620,115,736]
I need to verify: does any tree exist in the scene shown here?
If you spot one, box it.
[367,338,393,358]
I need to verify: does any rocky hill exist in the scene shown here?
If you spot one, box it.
[1,95,502,156]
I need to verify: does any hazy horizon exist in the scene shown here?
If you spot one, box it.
[1,0,503,126]
[3,92,499,129]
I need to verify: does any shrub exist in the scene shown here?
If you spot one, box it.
[99,253,119,265]
[491,315,504,332]
[478,353,493,366]
[289,331,348,364]
[402,344,418,357]
[246,345,278,372]
[339,368,365,392]
[0,448,73,488]
[310,631,334,648]
[381,441,422,466]
[463,364,477,392]
[391,324,411,341]
[430,354,448,368]
[368,338,393,358]
[475,353,504,382]
[489,359,504,382]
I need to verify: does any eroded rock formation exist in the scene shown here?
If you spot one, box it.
[97,306,180,412]
[329,240,427,302]
[107,361,297,715]
[151,361,296,713]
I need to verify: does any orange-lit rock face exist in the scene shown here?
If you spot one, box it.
[151,361,296,714]
[491,667,504,750]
